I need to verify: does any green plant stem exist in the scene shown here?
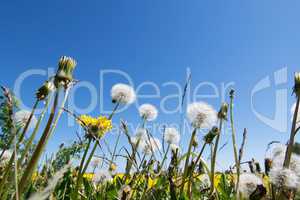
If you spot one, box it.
[193,142,207,170]
[0,128,21,196]
[210,119,223,195]
[81,141,99,174]
[18,100,39,144]
[160,144,170,170]
[19,96,51,166]
[278,96,300,200]
[185,142,207,194]
[284,96,300,167]
[180,128,197,193]
[74,102,120,198]
[73,138,92,198]
[230,95,240,197]
[18,87,69,194]
[13,123,19,200]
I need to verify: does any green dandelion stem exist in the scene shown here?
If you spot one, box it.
[181,128,197,193]
[19,95,51,166]
[210,119,223,195]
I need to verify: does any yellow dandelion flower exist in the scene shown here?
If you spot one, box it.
[78,115,112,138]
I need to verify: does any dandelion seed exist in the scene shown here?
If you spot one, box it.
[135,128,147,140]
[164,127,180,145]
[186,102,217,129]
[0,150,12,163]
[238,173,262,198]
[90,157,102,168]
[199,174,211,187]
[138,104,158,121]
[28,164,70,200]
[93,170,112,183]
[143,137,161,155]
[119,185,132,200]
[269,167,300,189]
[111,83,136,104]
[131,128,148,150]
[14,110,38,129]
[266,143,286,160]
[170,144,180,153]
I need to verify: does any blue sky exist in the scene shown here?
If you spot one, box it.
[1,0,300,171]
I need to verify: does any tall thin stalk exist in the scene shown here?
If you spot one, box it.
[18,87,69,194]
[160,144,170,170]
[229,90,240,197]
[181,128,197,193]
[283,96,300,167]
[13,121,19,200]
[19,95,51,165]
[210,119,223,195]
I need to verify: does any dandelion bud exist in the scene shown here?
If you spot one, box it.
[54,56,77,87]
[36,81,55,100]
[218,103,228,120]
[248,160,255,173]
[192,136,198,148]
[294,72,300,96]
[229,89,235,99]
[204,126,219,144]
[255,162,261,173]
[120,185,132,200]
[264,158,272,175]
[109,163,117,172]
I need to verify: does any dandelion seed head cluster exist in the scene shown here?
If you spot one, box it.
[93,170,113,183]
[143,137,161,155]
[170,144,180,153]
[187,102,217,129]
[238,173,262,198]
[138,104,158,121]
[0,150,12,164]
[111,83,136,104]
[269,167,300,189]
[164,127,180,145]
[266,143,300,190]
[91,157,102,168]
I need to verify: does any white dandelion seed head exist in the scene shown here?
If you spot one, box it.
[170,144,181,153]
[164,127,180,145]
[90,157,102,168]
[290,154,300,176]
[138,104,158,121]
[269,167,300,189]
[200,174,211,187]
[14,110,38,129]
[271,153,300,178]
[131,136,147,151]
[111,83,136,104]
[130,128,148,149]
[93,170,113,183]
[238,173,262,198]
[135,128,148,140]
[0,150,12,163]
[266,143,286,160]
[143,137,161,155]
[186,102,217,129]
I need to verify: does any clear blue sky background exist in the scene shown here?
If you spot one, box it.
[1,0,300,171]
